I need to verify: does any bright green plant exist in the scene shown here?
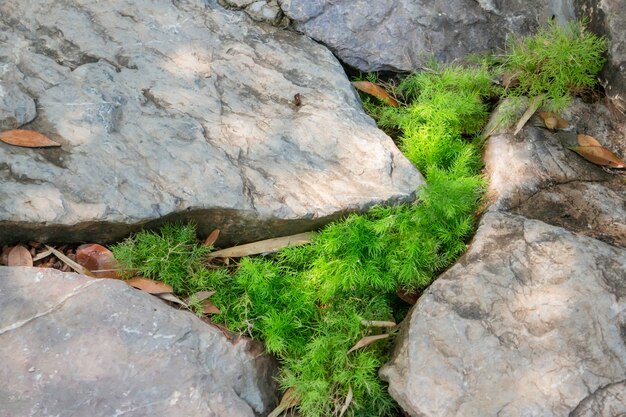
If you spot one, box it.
[111,21,606,416]
[501,19,606,110]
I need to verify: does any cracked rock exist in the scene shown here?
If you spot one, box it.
[0,266,279,417]
[0,0,423,245]
[380,212,626,417]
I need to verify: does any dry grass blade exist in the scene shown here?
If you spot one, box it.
[8,245,33,267]
[514,94,544,135]
[338,386,353,417]
[347,333,390,354]
[127,277,173,294]
[268,388,300,417]
[351,81,399,107]
[203,229,220,247]
[208,232,314,258]
[45,245,95,277]
[577,134,602,147]
[33,248,54,262]
[0,129,61,147]
[570,146,626,168]
[360,319,397,328]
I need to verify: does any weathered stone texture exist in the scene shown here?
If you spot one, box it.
[575,0,626,113]
[0,266,279,416]
[381,212,626,417]
[0,0,423,245]
[277,0,573,72]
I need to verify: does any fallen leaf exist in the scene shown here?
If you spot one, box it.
[538,111,569,130]
[7,245,33,267]
[0,129,61,148]
[268,388,300,417]
[75,243,121,279]
[397,288,418,305]
[514,94,544,136]
[157,292,188,307]
[203,229,220,247]
[185,290,216,305]
[208,232,314,258]
[501,71,520,89]
[576,134,603,147]
[126,277,173,294]
[351,81,399,107]
[347,333,390,354]
[45,245,95,277]
[202,299,221,315]
[570,146,626,168]
[338,386,353,417]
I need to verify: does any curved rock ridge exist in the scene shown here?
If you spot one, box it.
[0,266,279,416]
[0,0,423,245]
[381,99,626,416]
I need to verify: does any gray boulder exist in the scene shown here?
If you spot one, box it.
[0,0,423,246]
[575,0,626,114]
[381,99,626,416]
[0,81,37,130]
[276,0,573,72]
[381,211,626,417]
[0,266,279,416]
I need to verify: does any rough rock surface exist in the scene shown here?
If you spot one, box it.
[0,266,278,416]
[0,0,423,245]
[381,98,626,416]
[275,0,574,72]
[0,82,37,130]
[576,0,626,113]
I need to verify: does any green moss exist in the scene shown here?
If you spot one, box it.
[501,19,606,110]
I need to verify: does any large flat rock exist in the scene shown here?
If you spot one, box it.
[0,266,278,416]
[0,0,423,245]
[381,211,626,417]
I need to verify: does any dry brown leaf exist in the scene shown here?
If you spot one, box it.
[397,288,418,305]
[347,333,390,354]
[338,386,353,417]
[514,94,544,136]
[45,245,95,277]
[351,81,399,107]
[7,245,33,267]
[186,290,216,304]
[576,134,603,147]
[75,243,121,279]
[208,232,314,258]
[126,277,173,294]
[570,146,626,168]
[158,293,188,307]
[538,111,569,130]
[501,71,520,89]
[202,299,221,315]
[268,388,300,417]
[0,129,61,148]
[203,229,220,247]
